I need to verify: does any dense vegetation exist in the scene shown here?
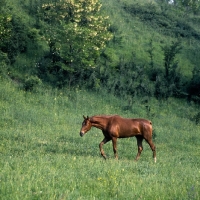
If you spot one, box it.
[0,0,200,199]
[0,0,200,103]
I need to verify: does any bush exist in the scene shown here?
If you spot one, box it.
[188,67,200,102]
[23,76,42,91]
[194,112,200,125]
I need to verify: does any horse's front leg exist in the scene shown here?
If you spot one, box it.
[99,137,111,159]
[112,137,118,159]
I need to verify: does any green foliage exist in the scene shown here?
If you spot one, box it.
[154,40,182,99]
[0,1,12,75]
[0,13,38,73]
[187,66,200,102]
[173,0,200,14]
[123,1,200,39]
[101,57,154,100]
[3,16,29,63]
[1,0,200,102]
[0,52,9,77]
[193,111,200,124]
[23,75,42,91]
[37,0,112,87]
[0,15,12,47]
[100,0,200,101]
[162,40,182,78]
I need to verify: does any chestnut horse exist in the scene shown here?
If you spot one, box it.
[80,115,156,162]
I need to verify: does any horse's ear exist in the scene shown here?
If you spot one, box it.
[83,115,90,120]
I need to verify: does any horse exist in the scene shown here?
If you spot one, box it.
[80,115,156,162]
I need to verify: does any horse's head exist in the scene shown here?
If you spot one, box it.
[80,115,92,137]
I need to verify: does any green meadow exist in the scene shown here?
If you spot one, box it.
[0,79,199,200]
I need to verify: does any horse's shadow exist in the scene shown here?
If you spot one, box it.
[41,134,150,161]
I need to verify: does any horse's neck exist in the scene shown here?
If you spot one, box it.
[90,116,108,130]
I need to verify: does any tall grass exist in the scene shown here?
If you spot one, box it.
[0,79,199,199]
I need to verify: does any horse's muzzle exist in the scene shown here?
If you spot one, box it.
[80,132,84,137]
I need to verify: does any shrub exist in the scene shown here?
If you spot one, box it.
[23,75,42,91]
[194,112,200,125]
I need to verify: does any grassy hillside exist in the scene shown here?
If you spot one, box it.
[101,0,200,78]
[0,0,199,102]
[1,1,200,198]
[4,0,200,78]
[0,78,199,199]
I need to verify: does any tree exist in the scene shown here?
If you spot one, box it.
[38,0,112,87]
[0,0,11,47]
[155,40,182,99]
[170,0,200,14]
[0,0,12,73]
[188,66,200,102]
[162,40,181,82]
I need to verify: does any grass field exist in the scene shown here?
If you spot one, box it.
[0,79,200,199]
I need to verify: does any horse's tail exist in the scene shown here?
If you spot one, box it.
[152,128,156,140]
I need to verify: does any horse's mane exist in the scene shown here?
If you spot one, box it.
[91,115,119,119]
[89,115,119,123]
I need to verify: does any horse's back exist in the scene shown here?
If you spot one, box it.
[107,115,152,138]
[111,115,151,126]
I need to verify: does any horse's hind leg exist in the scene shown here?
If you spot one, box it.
[111,137,118,159]
[99,137,111,160]
[135,136,144,161]
[146,139,156,163]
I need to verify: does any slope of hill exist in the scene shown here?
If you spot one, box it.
[101,0,200,77]
[1,2,200,197]
[2,0,200,101]
[0,77,200,199]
